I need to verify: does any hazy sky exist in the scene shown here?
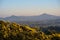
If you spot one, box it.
[0,0,60,17]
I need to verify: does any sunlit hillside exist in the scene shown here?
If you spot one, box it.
[0,21,60,40]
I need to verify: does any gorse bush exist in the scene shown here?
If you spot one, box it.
[0,21,60,40]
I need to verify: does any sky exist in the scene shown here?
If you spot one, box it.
[0,0,60,17]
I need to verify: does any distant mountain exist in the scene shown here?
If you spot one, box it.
[0,13,60,22]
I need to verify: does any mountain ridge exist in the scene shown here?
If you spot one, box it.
[0,13,60,22]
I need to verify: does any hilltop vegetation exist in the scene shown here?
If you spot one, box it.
[0,21,60,40]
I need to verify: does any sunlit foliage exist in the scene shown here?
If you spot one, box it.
[0,20,60,40]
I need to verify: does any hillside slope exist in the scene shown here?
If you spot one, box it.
[0,21,60,40]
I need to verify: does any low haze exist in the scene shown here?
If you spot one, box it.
[0,0,60,17]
